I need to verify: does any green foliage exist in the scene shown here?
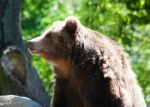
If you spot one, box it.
[22,0,150,104]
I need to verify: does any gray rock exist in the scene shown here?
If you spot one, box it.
[0,95,42,107]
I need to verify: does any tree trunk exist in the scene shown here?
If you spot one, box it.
[0,0,50,107]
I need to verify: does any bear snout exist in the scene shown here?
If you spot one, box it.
[27,40,35,52]
[27,40,33,47]
[27,40,41,54]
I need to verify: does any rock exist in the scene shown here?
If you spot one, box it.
[0,95,42,107]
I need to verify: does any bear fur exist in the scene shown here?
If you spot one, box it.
[28,16,146,107]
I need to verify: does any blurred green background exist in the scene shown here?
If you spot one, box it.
[21,0,150,105]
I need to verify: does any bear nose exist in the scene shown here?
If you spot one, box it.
[27,40,33,47]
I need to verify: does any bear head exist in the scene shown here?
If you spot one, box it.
[28,16,81,69]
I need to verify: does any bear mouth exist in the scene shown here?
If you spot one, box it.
[30,50,41,54]
[29,49,42,55]
[28,45,42,55]
[28,45,57,61]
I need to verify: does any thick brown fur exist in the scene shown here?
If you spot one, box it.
[28,16,146,107]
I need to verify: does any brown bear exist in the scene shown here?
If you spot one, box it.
[28,16,146,107]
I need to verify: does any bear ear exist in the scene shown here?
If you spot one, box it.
[64,16,80,34]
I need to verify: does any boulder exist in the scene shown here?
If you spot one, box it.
[0,95,42,107]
